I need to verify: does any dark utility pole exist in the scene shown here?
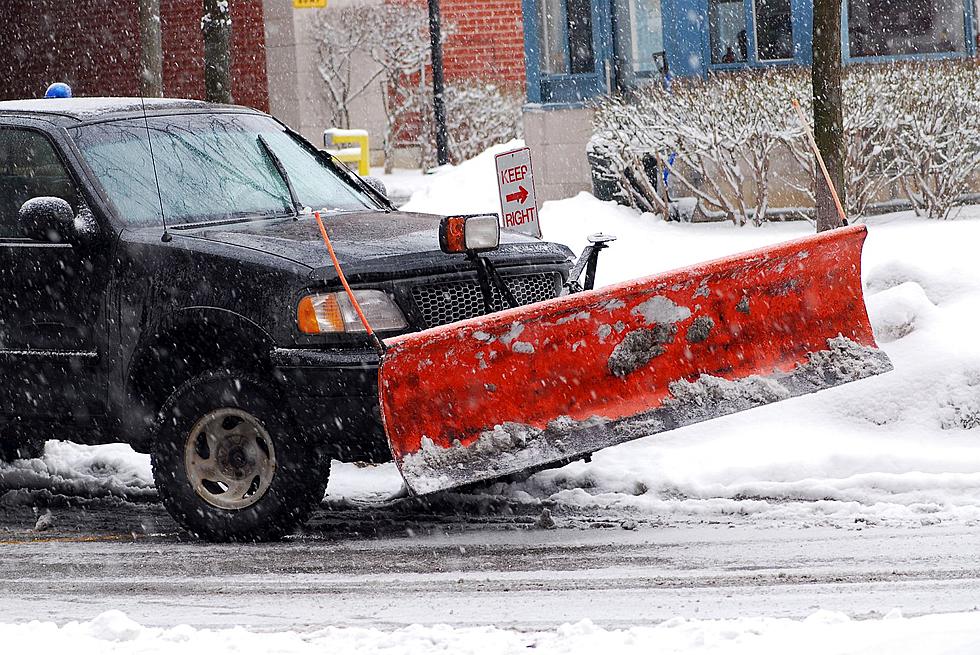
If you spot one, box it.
[427,0,450,166]
[202,0,233,104]
[138,0,163,97]
[811,0,847,231]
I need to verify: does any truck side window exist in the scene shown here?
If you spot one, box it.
[0,129,79,238]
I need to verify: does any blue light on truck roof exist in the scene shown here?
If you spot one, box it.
[44,82,72,99]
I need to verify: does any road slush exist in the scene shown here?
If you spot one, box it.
[495,146,541,238]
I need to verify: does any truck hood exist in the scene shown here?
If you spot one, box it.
[168,210,573,281]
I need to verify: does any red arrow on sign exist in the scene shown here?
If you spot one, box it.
[506,185,529,205]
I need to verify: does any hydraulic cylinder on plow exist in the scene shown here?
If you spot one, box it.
[377,224,891,495]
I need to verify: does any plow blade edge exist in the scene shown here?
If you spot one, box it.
[379,225,892,495]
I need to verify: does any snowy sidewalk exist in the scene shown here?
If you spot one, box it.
[3,609,979,655]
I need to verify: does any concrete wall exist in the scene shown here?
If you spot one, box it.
[264,0,397,165]
[523,106,595,202]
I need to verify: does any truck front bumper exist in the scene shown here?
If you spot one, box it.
[271,347,391,463]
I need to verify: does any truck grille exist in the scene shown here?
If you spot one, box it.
[411,273,560,328]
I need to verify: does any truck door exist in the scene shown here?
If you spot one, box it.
[0,127,108,420]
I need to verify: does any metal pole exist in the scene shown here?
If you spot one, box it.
[427,0,450,166]
[138,0,163,97]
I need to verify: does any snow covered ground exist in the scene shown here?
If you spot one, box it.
[4,609,979,655]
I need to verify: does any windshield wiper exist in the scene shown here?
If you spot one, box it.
[169,210,297,230]
[257,134,304,216]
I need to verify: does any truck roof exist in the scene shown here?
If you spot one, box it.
[0,97,259,126]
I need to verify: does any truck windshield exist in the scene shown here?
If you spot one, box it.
[72,113,380,226]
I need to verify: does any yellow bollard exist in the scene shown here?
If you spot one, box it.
[323,128,370,176]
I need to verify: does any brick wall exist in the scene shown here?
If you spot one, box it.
[414,0,526,89]
[0,0,269,111]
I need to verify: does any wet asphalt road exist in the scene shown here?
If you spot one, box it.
[1,492,979,631]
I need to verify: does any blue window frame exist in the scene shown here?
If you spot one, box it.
[522,0,977,102]
[705,0,797,69]
[524,0,614,104]
[844,0,976,61]
[612,0,669,89]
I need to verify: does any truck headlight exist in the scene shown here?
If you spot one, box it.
[298,290,408,334]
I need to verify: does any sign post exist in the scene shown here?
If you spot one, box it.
[495,147,541,238]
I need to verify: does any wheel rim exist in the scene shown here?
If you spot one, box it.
[184,408,277,510]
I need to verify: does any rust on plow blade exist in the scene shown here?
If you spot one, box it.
[379,225,892,495]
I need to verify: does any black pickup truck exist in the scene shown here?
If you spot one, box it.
[0,97,573,540]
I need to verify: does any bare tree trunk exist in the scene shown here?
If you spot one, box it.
[138,0,163,97]
[202,0,233,104]
[812,0,847,232]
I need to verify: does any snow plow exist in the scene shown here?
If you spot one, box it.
[377,223,891,495]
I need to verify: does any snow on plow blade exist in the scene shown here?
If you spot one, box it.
[379,225,892,495]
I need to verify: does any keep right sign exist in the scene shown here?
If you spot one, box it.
[495,147,541,238]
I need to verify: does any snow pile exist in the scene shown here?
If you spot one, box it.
[372,166,437,206]
[1,609,979,654]
[400,139,524,216]
[0,441,154,501]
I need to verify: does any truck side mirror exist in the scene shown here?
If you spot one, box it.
[18,197,75,244]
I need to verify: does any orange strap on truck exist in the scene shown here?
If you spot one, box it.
[313,211,386,357]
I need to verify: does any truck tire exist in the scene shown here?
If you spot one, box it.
[151,371,329,541]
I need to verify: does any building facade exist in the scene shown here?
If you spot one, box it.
[0,0,526,169]
[523,0,980,200]
[0,0,270,111]
[265,0,526,164]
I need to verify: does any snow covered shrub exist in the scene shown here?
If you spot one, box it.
[589,97,669,215]
[592,61,980,223]
[417,80,524,170]
[938,370,980,430]
[591,69,811,226]
[889,61,980,219]
[840,66,905,219]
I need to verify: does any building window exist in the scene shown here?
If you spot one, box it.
[627,0,665,74]
[540,0,596,74]
[848,0,967,56]
[709,0,748,64]
[754,0,793,60]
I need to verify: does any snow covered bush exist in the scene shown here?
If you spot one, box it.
[591,69,810,226]
[416,80,524,170]
[313,3,441,173]
[890,62,980,219]
[939,370,980,430]
[312,5,388,131]
[591,61,980,223]
[840,67,904,219]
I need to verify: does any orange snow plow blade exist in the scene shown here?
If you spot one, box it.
[379,225,891,495]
